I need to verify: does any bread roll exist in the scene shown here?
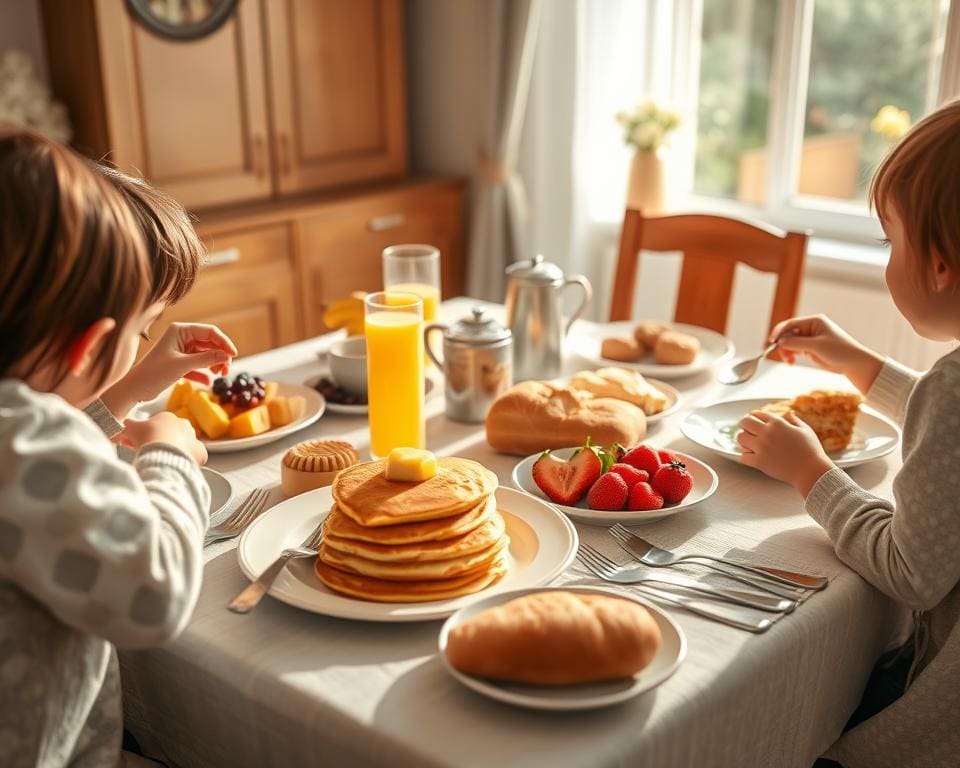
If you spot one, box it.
[445,591,662,685]
[485,381,646,456]
[601,336,644,362]
[633,320,670,348]
[654,331,700,365]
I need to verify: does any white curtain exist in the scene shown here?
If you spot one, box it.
[466,0,544,301]
[520,0,673,319]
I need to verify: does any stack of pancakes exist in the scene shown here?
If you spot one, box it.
[315,457,510,602]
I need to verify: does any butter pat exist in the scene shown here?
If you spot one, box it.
[385,448,438,482]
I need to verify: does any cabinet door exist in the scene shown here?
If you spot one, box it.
[297,184,464,337]
[264,0,407,195]
[148,224,301,358]
[95,0,272,209]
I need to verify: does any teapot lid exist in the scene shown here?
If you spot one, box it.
[447,307,512,345]
[505,253,563,284]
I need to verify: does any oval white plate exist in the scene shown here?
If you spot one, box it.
[237,485,579,622]
[438,586,686,711]
[511,447,718,526]
[680,397,901,469]
[136,382,325,453]
[203,467,234,517]
[568,321,735,379]
[303,375,435,416]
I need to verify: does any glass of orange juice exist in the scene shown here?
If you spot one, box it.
[383,244,440,363]
[364,291,425,459]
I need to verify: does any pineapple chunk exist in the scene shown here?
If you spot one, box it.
[228,405,271,438]
[385,448,437,482]
[166,379,195,412]
[186,390,230,439]
[262,381,279,404]
[267,395,305,427]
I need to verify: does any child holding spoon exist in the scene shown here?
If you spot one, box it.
[738,100,960,768]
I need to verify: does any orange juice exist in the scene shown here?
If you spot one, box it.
[388,282,439,363]
[365,309,425,458]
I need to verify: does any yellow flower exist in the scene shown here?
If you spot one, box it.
[870,105,911,141]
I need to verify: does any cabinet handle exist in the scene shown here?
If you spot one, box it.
[278,133,291,176]
[367,213,406,232]
[252,135,266,180]
[204,248,241,268]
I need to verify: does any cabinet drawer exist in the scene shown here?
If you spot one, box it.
[198,223,293,272]
[297,186,464,336]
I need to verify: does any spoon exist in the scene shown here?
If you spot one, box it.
[717,338,781,385]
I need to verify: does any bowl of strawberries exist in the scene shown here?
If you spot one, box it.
[511,438,718,526]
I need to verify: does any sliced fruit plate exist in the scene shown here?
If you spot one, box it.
[511,440,718,526]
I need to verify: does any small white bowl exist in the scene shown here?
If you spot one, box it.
[329,336,367,397]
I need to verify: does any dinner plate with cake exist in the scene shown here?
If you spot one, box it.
[568,319,735,379]
[438,587,685,710]
[681,389,901,468]
[238,444,578,621]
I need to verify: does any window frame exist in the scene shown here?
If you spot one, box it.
[671,0,960,244]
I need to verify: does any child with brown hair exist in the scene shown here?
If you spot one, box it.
[738,100,960,767]
[0,130,233,766]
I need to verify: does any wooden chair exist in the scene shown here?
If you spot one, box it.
[609,209,809,336]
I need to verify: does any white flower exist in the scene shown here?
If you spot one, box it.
[615,97,681,150]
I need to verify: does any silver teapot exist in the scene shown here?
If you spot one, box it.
[504,254,591,381]
[424,307,513,423]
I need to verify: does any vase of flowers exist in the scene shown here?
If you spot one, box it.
[616,100,681,213]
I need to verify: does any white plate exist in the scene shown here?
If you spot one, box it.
[680,397,901,469]
[237,485,579,622]
[511,447,719,526]
[136,382,325,453]
[303,375,435,416]
[568,321,735,379]
[437,586,686,711]
[203,467,234,517]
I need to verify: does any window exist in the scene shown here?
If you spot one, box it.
[679,0,958,241]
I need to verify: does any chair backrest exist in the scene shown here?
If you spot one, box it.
[609,209,809,336]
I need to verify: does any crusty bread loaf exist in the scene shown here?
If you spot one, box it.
[485,381,646,455]
[445,591,662,685]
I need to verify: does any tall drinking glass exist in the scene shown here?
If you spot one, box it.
[383,245,440,363]
[364,291,425,459]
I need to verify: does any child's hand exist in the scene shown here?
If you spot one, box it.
[770,315,884,393]
[102,323,238,418]
[121,412,208,465]
[737,410,833,496]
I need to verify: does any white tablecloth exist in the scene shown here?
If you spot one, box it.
[120,298,904,768]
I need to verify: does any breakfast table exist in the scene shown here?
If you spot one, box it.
[119,297,906,768]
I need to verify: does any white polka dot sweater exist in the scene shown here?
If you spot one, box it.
[807,354,960,768]
[0,380,210,767]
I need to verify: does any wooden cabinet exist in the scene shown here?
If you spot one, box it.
[40,0,407,210]
[264,0,406,195]
[297,183,464,336]
[150,223,302,357]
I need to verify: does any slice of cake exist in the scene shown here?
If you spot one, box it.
[761,390,864,452]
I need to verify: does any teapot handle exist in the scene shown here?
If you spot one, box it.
[561,275,592,336]
[423,323,447,369]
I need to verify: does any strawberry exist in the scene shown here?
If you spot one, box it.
[587,473,629,511]
[627,481,664,511]
[652,461,694,504]
[621,444,661,477]
[657,449,681,465]
[608,463,648,489]
[532,446,602,505]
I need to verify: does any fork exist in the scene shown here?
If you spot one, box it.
[227,519,326,614]
[204,488,271,547]
[578,547,775,633]
[610,524,829,591]
[578,543,795,613]
[609,526,803,600]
